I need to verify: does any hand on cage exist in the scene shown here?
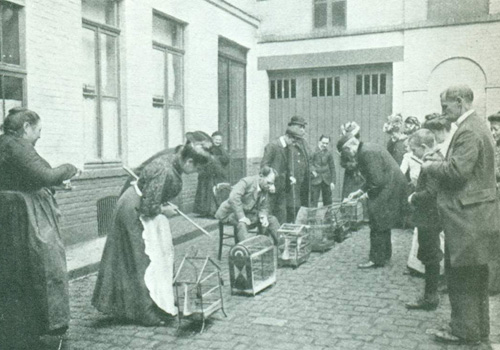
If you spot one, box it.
[290,176,297,185]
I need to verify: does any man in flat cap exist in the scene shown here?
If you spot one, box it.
[338,132,408,269]
[261,116,312,223]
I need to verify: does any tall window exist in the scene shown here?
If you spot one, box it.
[82,0,120,163]
[314,0,346,29]
[0,1,24,121]
[152,13,184,149]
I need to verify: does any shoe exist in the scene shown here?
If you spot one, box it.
[357,261,383,269]
[433,330,480,345]
[405,297,438,311]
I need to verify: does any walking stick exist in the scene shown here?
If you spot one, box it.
[122,166,211,237]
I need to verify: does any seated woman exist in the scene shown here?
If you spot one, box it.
[0,107,78,349]
[92,133,212,326]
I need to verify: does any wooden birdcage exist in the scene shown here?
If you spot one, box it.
[228,235,277,296]
[340,199,364,229]
[331,203,351,242]
[295,205,336,252]
[277,224,311,268]
[173,255,226,333]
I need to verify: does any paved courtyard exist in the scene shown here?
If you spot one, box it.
[66,225,500,350]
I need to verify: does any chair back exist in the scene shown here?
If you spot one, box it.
[213,183,232,207]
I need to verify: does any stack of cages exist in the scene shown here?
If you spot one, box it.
[228,235,277,295]
[331,202,351,242]
[173,255,226,332]
[277,223,311,268]
[340,199,364,230]
[295,205,336,252]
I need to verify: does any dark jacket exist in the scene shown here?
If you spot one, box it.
[387,137,407,166]
[0,134,76,191]
[410,167,441,229]
[310,147,336,186]
[357,142,408,231]
[261,137,289,193]
[426,112,500,267]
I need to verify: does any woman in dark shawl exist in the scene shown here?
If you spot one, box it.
[194,131,229,217]
[0,107,78,349]
[92,132,211,326]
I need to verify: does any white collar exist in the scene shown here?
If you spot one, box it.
[279,135,287,148]
[455,109,475,126]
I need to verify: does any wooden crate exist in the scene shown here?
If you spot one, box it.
[228,235,277,296]
[277,224,311,268]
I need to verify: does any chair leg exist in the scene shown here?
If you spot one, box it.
[218,222,224,260]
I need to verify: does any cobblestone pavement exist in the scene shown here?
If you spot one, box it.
[67,226,500,350]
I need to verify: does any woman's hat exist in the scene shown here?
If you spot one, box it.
[341,121,360,136]
[488,111,500,123]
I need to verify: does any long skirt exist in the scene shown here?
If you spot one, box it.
[92,187,177,325]
[0,189,69,349]
[193,173,217,217]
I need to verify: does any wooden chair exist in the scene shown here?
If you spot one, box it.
[213,183,234,260]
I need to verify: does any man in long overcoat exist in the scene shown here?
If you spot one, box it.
[423,85,499,345]
[261,131,292,224]
[338,135,408,268]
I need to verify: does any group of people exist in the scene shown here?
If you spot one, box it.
[1,82,499,349]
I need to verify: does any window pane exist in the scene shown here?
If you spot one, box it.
[101,98,119,159]
[332,1,346,27]
[319,78,325,97]
[82,0,117,26]
[153,16,182,48]
[83,96,98,160]
[291,79,296,98]
[284,79,289,98]
[334,76,340,96]
[314,3,327,28]
[277,80,282,99]
[371,74,378,94]
[356,75,362,95]
[326,77,333,96]
[100,34,118,97]
[312,78,317,97]
[380,74,387,94]
[152,48,165,102]
[1,4,20,65]
[364,75,370,95]
[82,28,97,94]
[168,107,183,148]
[270,80,276,99]
[2,75,23,115]
[151,104,165,151]
[167,53,182,104]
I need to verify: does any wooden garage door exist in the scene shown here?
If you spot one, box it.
[268,64,393,198]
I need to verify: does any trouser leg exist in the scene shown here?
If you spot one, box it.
[322,182,333,206]
[235,222,249,244]
[424,263,440,301]
[260,215,280,245]
[310,185,321,208]
[369,228,390,266]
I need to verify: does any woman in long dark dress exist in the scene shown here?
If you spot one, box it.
[0,107,78,349]
[194,131,229,217]
[339,122,364,200]
[92,133,211,326]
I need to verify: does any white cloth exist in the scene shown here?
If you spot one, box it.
[407,227,445,275]
[140,215,178,316]
[400,152,421,187]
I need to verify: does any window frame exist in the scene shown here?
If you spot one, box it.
[313,0,346,30]
[0,1,26,121]
[152,12,185,150]
[82,1,122,165]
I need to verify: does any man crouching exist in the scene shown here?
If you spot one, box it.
[215,166,280,245]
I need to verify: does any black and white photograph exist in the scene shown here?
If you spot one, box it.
[1,0,500,349]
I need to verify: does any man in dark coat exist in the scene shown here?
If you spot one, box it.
[423,85,500,345]
[310,135,336,207]
[338,134,408,268]
[261,131,293,224]
[285,116,311,222]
